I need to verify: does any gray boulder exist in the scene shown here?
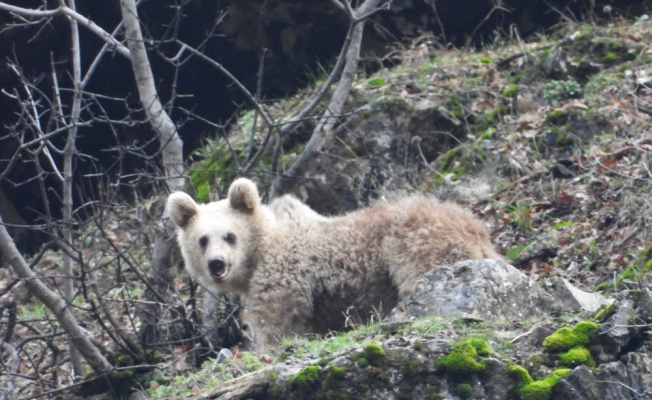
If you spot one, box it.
[391,259,558,322]
[553,353,652,400]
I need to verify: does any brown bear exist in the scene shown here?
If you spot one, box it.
[167,178,500,350]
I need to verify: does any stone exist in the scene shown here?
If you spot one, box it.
[595,298,635,362]
[550,277,610,313]
[553,354,652,400]
[637,288,652,323]
[391,259,557,322]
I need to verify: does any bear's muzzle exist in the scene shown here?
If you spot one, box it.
[208,257,228,281]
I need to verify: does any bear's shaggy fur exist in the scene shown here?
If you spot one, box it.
[167,178,500,350]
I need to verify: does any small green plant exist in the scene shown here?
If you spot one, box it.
[237,109,258,136]
[479,127,496,140]
[447,96,465,119]
[506,201,533,234]
[543,80,582,105]
[550,220,572,231]
[282,322,384,361]
[434,140,488,183]
[367,77,386,88]
[603,51,618,62]
[149,359,237,399]
[239,351,264,372]
[405,316,448,336]
[475,105,506,132]
[505,244,528,261]
[596,245,652,291]
[188,139,241,202]
[18,302,49,320]
[584,73,619,95]
[502,84,519,98]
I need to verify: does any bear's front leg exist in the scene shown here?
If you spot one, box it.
[245,288,311,351]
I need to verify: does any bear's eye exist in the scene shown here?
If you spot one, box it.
[199,236,209,249]
[224,233,236,245]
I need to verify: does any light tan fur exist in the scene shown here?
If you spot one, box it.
[167,178,501,350]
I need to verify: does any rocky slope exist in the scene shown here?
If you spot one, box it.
[4,11,647,400]
[136,13,652,400]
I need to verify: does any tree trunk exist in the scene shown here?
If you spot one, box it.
[119,0,185,348]
[60,0,86,378]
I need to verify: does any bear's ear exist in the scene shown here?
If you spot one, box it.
[228,178,260,213]
[167,192,199,229]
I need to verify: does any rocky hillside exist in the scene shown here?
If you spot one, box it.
[3,11,651,400]
[138,13,652,400]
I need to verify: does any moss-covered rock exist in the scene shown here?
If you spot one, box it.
[558,346,595,367]
[594,303,615,322]
[324,365,346,389]
[292,365,319,390]
[435,339,488,375]
[542,321,598,352]
[507,360,573,400]
[519,380,553,400]
[507,364,534,387]
[455,382,473,399]
[362,343,385,367]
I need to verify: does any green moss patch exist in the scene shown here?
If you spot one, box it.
[435,339,489,376]
[292,365,319,389]
[593,303,615,322]
[325,365,346,389]
[367,77,386,88]
[558,346,595,367]
[542,321,598,352]
[362,343,385,367]
[502,84,519,98]
[507,364,534,387]
[455,382,473,399]
[518,380,552,400]
[508,359,571,400]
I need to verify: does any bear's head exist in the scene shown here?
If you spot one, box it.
[166,178,265,294]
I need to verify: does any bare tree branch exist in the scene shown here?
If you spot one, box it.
[270,0,386,197]
[0,2,131,58]
[177,41,277,129]
[0,216,114,377]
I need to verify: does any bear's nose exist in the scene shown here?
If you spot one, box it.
[208,257,227,280]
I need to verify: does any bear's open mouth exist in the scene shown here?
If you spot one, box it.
[210,268,228,281]
[208,264,229,281]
